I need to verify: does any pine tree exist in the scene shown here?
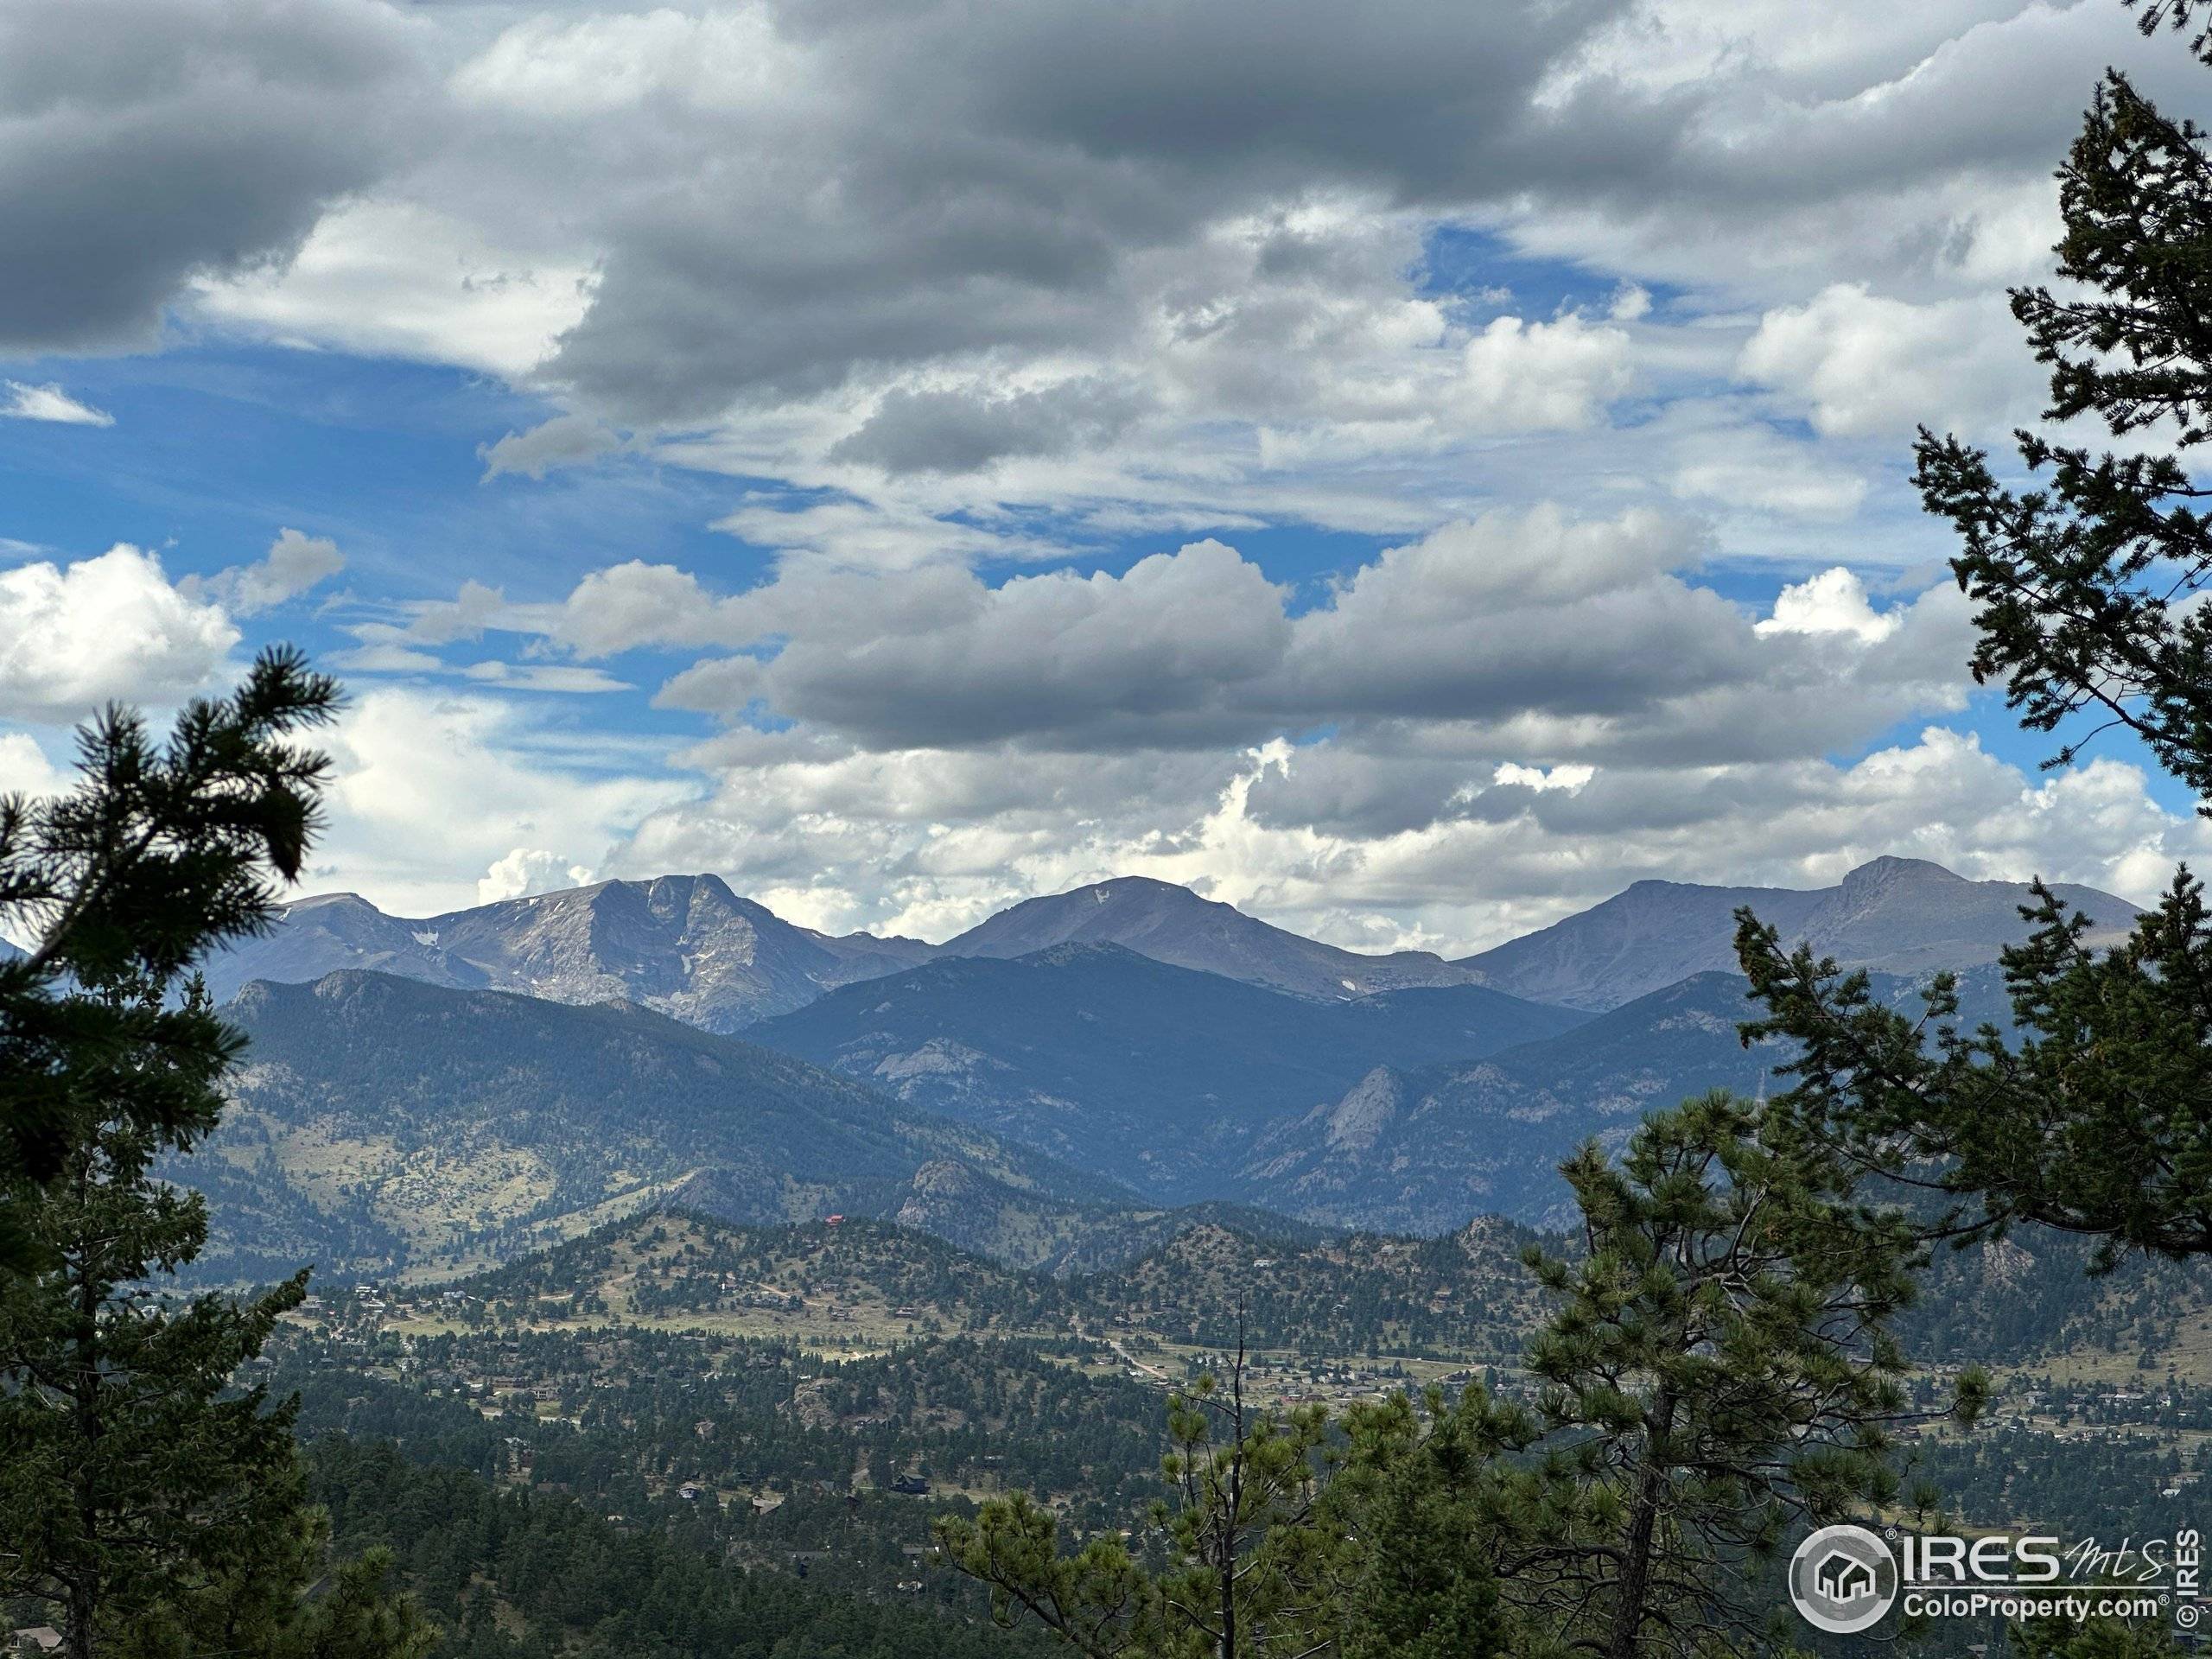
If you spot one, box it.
[1495,1091,1975,1658]
[1325,1388,1515,1659]
[1732,1,2212,1265]
[0,646,339,1270]
[0,653,427,1656]
[0,973,307,1658]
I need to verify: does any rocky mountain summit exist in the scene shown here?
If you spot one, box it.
[204,874,935,1030]
[938,874,1483,999]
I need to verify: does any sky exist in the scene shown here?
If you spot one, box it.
[3,0,2209,955]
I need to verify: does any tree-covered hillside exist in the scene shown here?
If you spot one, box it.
[750,941,1585,1200]
[188,970,1121,1278]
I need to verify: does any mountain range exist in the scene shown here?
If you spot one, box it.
[175,854,2146,1279]
[206,855,2138,1029]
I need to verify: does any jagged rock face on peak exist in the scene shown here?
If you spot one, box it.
[938,874,1484,1001]
[425,874,838,1030]
[203,874,937,1031]
[1456,855,2140,1012]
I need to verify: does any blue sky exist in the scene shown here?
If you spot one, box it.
[2,0,2202,950]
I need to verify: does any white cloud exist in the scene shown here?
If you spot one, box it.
[181,527,345,615]
[1492,761,1596,793]
[658,537,1293,749]
[515,506,1969,772]
[0,732,67,798]
[1666,415,1870,519]
[0,545,236,722]
[17,0,2204,947]
[446,8,788,119]
[1,382,114,426]
[15,0,2176,588]
[1456,313,1633,431]
[1756,566,1898,643]
[479,848,598,904]
[311,688,694,914]
[290,497,1999,937]
[1737,283,2042,437]
[604,719,2206,957]
[194,198,593,380]
[550,562,741,658]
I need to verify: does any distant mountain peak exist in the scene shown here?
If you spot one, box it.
[283,890,378,912]
[942,874,1481,1001]
[207,872,939,1030]
[1837,855,1966,891]
[1083,874,1243,911]
[1462,856,2139,1012]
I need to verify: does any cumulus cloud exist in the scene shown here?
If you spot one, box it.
[20,0,2202,947]
[508,0,1622,422]
[312,688,694,914]
[24,0,2173,559]
[1756,566,1898,643]
[487,499,1997,948]
[830,379,1146,475]
[566,506,1974,768]
[1492,762,1596,793]
[181,527,345,615]
[550,563,750,658]
[658,538,1294,749]
[600,719,2205,956]
[1737,283,2042,437]
[1454,314,1633,431]
[1,381,114,426]
[1280,508,1738,723]
[0,545,236,722]
[198,199,595,379]
[1514,0,2186,295]
[479,848,598,904]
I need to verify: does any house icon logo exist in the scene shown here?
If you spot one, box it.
[1817,1551,1874,1602]
[1789,1525,1898,1634]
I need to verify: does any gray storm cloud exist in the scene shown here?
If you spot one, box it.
[0,0,423,352]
